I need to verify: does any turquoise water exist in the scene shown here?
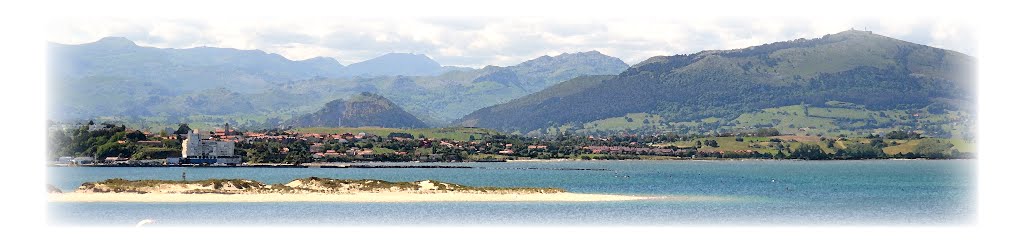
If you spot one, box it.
[47,160,974,226]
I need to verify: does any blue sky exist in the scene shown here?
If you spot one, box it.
[48,17,974,68]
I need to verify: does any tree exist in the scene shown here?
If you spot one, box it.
[789,143,828,160]
[126,130,147,141]
[174,124,192,135]
[754,128,780,137]
[837,142,885,159]
[869,138,887,149]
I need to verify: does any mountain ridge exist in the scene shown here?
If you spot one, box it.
[456,30,976,134]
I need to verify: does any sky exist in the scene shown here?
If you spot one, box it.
[48,17,974,68]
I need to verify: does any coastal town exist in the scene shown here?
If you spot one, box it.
[47,120,974,167]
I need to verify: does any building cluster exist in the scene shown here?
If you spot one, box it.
[584,146,681,156]
[50,121,718,166]
[171,123,241,165]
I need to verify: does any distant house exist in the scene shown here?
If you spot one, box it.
[72,157,94,165]
[54,157,74,165]
[104,157,128,163]
[439,141,455,148]
[310,143,325,153]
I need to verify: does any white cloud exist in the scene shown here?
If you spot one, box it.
[48,17,975,68]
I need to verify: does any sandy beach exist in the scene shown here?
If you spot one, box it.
[49,192,653,203]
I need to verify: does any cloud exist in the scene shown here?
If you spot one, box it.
[48,17,975,68]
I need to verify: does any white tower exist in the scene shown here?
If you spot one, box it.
[182,129,201,158]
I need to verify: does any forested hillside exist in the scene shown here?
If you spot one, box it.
[457,30,975,135]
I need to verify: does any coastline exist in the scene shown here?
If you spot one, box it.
[505,158,972,162]
[49,158,975,167]
[48,192,654,203]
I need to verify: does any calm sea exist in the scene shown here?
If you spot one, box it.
[47,160,974,226]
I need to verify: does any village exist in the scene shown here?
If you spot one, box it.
[48,122,710,167]
[48,119,973,167]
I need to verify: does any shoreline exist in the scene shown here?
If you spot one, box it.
[48,192,655,203]
[50,158,974,167]
[506,158,975,162]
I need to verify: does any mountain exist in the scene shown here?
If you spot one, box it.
[48,37,346,120]
[288,92,428,128]
[385,51,631,122]
[340,53,443,77]
[486,50,633,92]
[49,37,345,92]
[262,50,630,124]
[48,37,630,129]
[456,30,976,134]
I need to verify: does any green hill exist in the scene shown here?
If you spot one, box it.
[456,30,976,135]
[287,93,428,129]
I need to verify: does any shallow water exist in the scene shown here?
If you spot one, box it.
[47,160,974,226]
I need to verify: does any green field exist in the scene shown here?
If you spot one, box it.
[730,104,972,138]
[882,138,975,155]
[576,113,666,132]
[371,147,396,154]
[655,135,974,157]
[534,102,972,144]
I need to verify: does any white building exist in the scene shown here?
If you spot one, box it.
[87,124,109,131]
[182,129,235,158]
[71,157,94,164]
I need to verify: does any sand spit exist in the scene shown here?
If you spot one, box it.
[50,177,653,203]
[49,192,650,203]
